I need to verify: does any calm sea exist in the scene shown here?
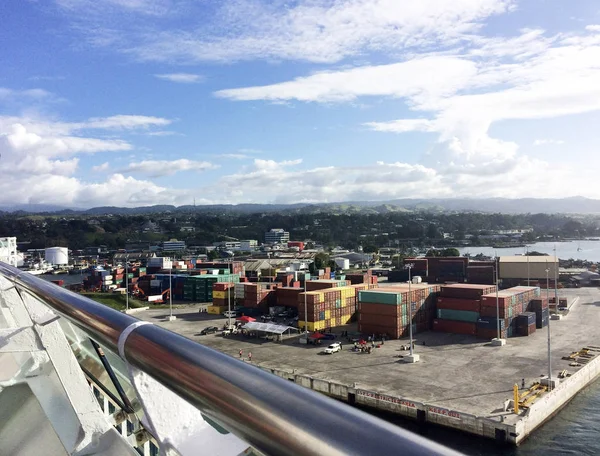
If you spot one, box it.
[459,239,600,262]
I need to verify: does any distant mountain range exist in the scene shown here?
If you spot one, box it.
[3,196,600,215]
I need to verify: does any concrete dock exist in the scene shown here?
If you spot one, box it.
[133,288,600,445]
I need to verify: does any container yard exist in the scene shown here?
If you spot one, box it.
[134,287,600,447]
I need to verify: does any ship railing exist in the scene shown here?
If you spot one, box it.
[0,262,461,456]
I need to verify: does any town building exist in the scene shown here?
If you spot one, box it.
[163,239,186,252]
[265,229,290,245]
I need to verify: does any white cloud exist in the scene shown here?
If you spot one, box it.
[146,130,178,136]
[120,159,218,177]
[0,114,194,208]
[585,25,600,32]
[80,115,172,130]
[216,56,477,104]
[92,162,110,172]
[56,0,514,63]
[365,119,435,133]
[154,73,204,83]
[0,172,188,208]
[0,87,54,100]
[221,27,600,163]
[533,139,565,146]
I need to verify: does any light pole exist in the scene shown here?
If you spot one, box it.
[404,263,418,362]
[228,281,232,329]
[491,252,506,346]
[526,245,530,286]
[304,273,308,334]
[166,259,176,321]
[545,266,552,390]
[553,245,559,314]
[125,259,129,312]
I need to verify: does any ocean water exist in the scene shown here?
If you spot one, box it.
[459,240,600,262]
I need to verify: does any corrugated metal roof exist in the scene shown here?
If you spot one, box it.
[499,256,557,263]
[242,322,299,334]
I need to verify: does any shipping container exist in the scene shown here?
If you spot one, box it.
[440,283,497,300]
[436,309,479,323]
[432,319,476,336]
[436,297,481,313]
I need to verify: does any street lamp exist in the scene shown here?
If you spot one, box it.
[545,266,552,390]
[304,272,308,334]
[526,245,530,287]
[491,251,506,346]
[166,258,176,321]
[125,257,129,312]
[404,263,419,362]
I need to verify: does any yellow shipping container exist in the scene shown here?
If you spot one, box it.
[212,291,228,299]
[325,310,331,319]
[305,320,325,332]
[207,305,227,314]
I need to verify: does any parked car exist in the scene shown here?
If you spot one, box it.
[223,310,237,318]
[200,326,219,335]
[322,342,341,354]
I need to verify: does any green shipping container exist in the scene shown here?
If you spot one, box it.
[359,291,402,305]
[436,309,479,323]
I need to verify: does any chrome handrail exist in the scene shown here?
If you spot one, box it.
[0,262,462,456]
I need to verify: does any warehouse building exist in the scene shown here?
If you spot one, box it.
[499,255,558,287]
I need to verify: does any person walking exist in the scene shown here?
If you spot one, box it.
[239,349,243,359]
[248,352,252,362]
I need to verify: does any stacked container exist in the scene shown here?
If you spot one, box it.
[212,282,235,308]
[345,273,371,285]
[305,279,351,291]
[276,287,304,307]
[433,284,497,336]
[515,312,537,336]
[477,286,541,339]
[357,284,440,339]
[181,274,240,303]
[528,298,550,328]
[240,283,275,309]
[298,286,357,332]
[466,265,495,285]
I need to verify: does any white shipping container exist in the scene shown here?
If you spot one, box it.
[102,275,113,281]
[412,276,422,284]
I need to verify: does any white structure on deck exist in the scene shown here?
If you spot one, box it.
[45,246,69,266]
[0,237,18,267]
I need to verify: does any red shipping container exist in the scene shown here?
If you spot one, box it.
[436,297,481,312]
[432,319,476,336]
[359,313,399,326]
[358,302,401,317]
[440,284,497,300]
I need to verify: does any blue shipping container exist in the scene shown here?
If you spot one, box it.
[477,317,506,330]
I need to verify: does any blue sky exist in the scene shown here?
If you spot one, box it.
[1,0,600,207]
